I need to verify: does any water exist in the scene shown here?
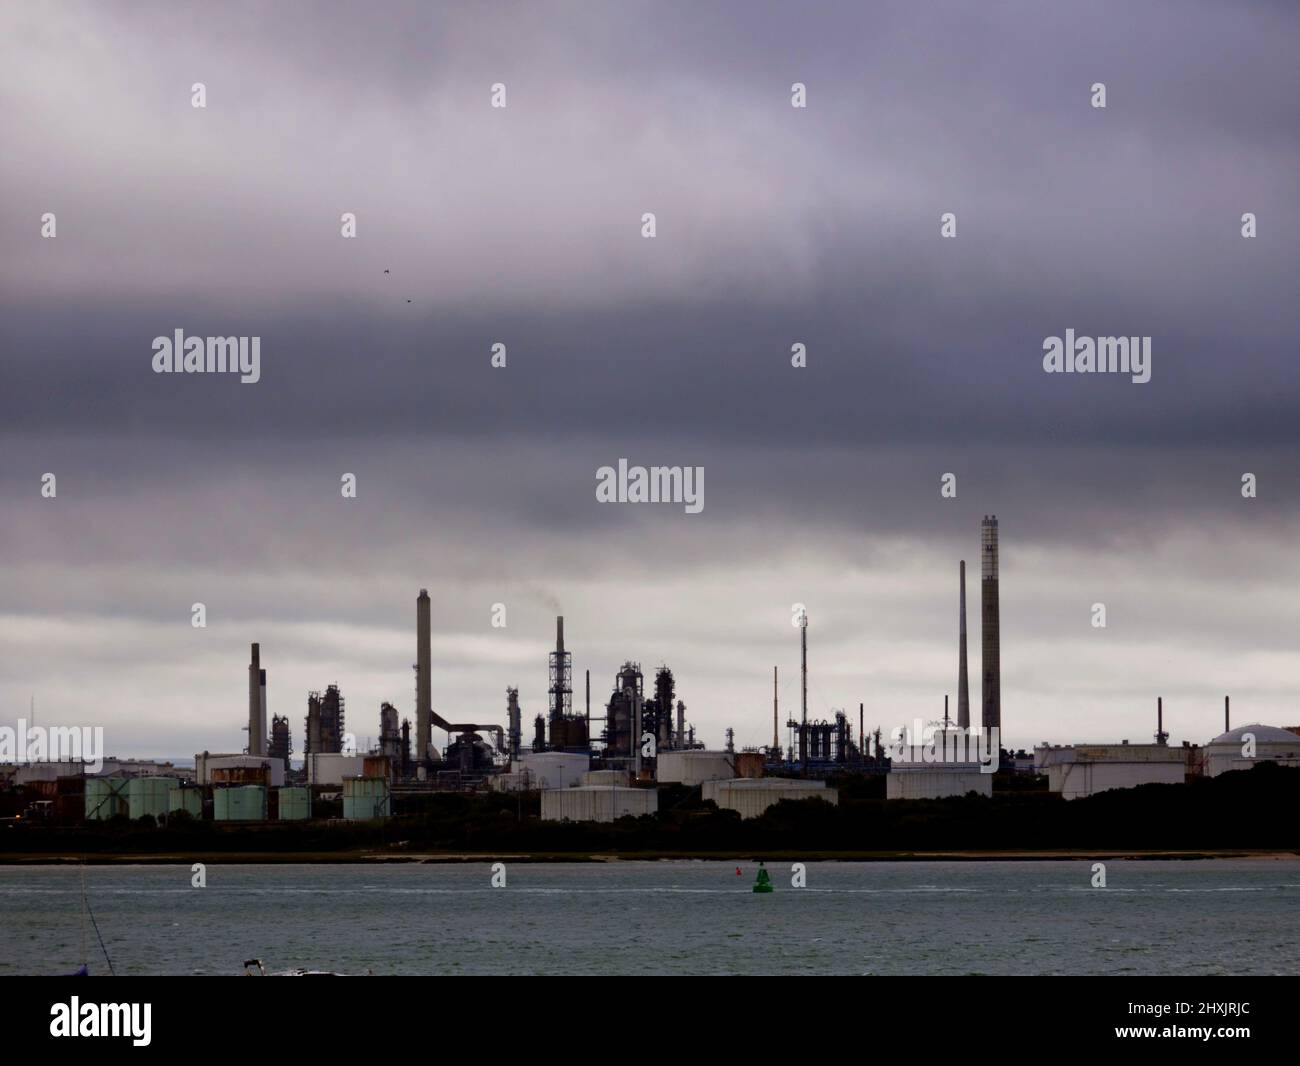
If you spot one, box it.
[2,859,1297,976]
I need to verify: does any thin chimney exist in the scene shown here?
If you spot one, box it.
[772,666,779,751]
[800,610,808,775]
[958,560,970,729]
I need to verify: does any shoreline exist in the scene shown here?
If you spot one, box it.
[2,849,1296,866]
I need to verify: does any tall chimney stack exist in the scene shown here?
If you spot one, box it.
[416,589,431,763]
[981,516,1001,739]
[248,643,263,755]
[958,560,970,729]
[800,609,808,775]
[772,666,779,752]
[1225,695,1230,733]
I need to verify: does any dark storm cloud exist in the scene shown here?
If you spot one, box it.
[2,1,1296,451]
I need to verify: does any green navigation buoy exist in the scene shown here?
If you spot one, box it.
[753,862,774,893]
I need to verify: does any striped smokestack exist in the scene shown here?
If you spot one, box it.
[981,516,1001,738]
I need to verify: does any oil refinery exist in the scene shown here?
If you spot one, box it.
[4,517,1300,828]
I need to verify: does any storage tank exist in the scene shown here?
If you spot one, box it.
[515,751,588,790]
[127,776,177,820]
[656,750,735,786]
[277,786,312,821]
[702,778,838,819]
[214,784,267,821]
[1202,724,1300,777]
[84,778,129,821]
[307,752,368,785]
[541,785,658,822]
[342,777,391,820]
[167,786,203,818]
[885,767,993,800]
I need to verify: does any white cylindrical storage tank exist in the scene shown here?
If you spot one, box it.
[515,752,588,790]
[1203,724,1300,777]
[581,769,630,787]
[707,779,838,819]
[540,785,658,823]
[885,770,992,800]
[656,750,735,786]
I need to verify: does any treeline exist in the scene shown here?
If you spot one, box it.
[2,764,1297,857]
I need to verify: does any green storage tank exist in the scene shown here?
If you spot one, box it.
[342,777,391,820]
[168,786,203,818]
[214,784,266,821]
[84,778,128,821]
[277,787,312,821]
[127,777,177,820]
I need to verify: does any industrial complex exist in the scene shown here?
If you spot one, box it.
[4,516,1300,830]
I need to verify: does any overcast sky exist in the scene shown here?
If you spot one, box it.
[2,0,1298,760]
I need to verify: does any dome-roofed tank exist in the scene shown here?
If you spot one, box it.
[1204,723,1300,778]
[1208,723,1299,746]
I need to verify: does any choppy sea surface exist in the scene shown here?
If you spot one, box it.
[1,859,1297,976]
